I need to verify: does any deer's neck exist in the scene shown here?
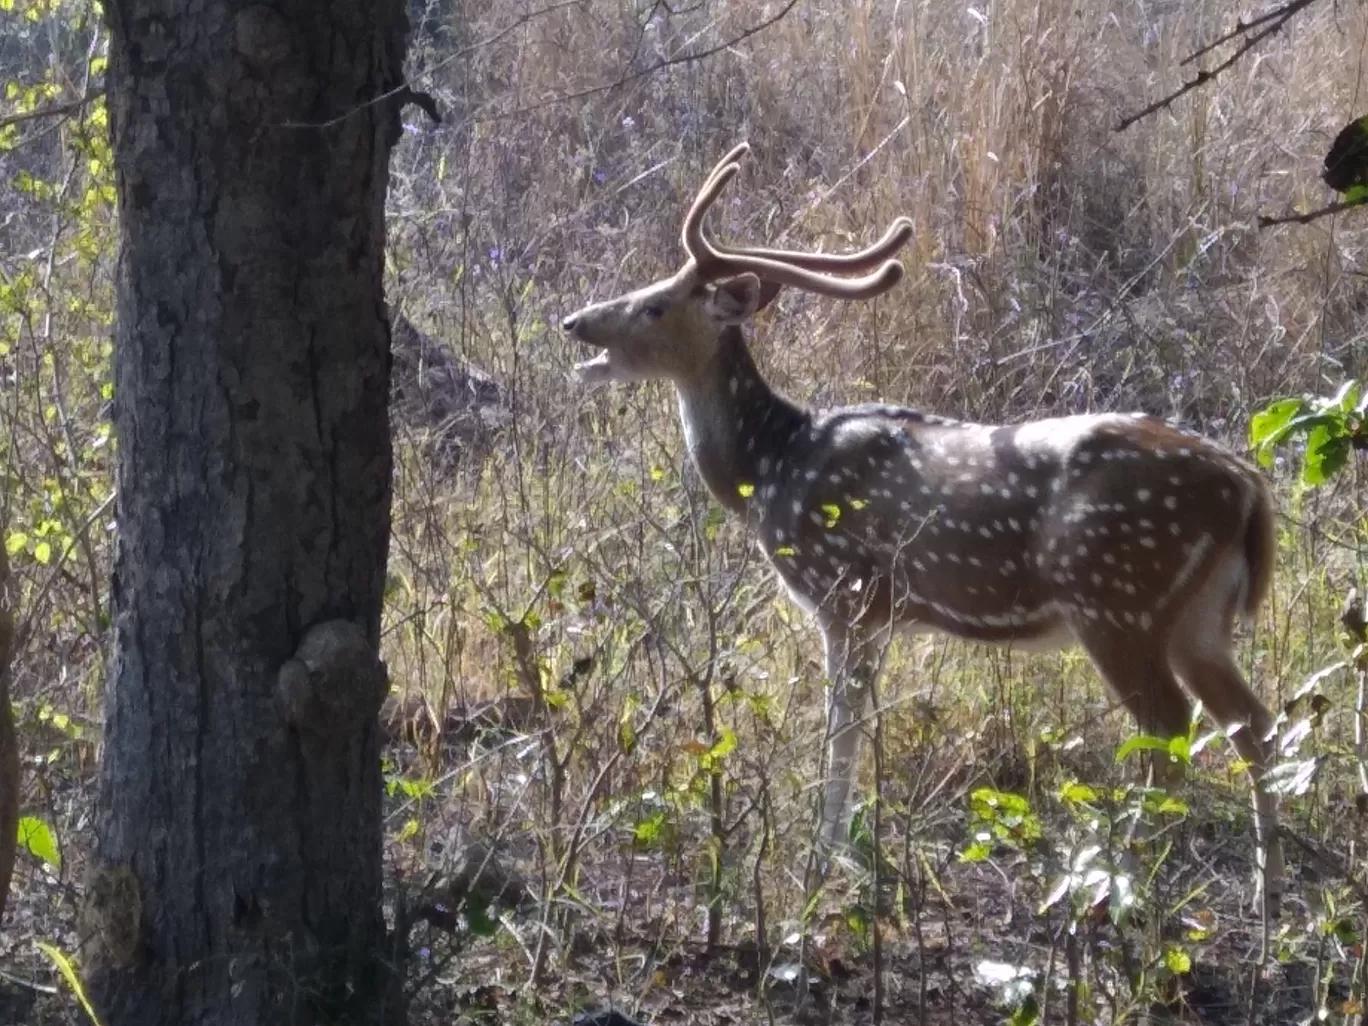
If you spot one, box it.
[673,327,808,516]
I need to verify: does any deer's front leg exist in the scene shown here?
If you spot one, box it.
[818,625,879,850]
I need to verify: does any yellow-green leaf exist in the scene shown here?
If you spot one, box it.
[18,816,61,869]
[36,942,104,1026]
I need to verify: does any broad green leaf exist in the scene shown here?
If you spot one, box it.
[33,541,51,565]
[18,816,61,869]
[1303,426,1350,486]
[1115,734,1171,762]
[4,532,27,556]
[1248,397,1302,452]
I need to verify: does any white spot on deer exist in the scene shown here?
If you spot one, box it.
[729,377,739,395]
[1136,489,1151,502]
[978,526,993,539]
[1138,611,1153,630]
[1169,522,1182,536]
[1164,494,1178,510]
[1139,536,1157,549]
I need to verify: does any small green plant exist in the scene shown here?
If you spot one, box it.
[1250,379,1368,486]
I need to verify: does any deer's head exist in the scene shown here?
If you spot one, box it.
[561,143,914,386]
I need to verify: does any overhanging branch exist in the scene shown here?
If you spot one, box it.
[1114,0,1321,133]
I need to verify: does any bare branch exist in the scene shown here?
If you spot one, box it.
[1114,0,1320,133]
[1258,197,1367,229]
[474,0,803,123]
[0,88,104,131]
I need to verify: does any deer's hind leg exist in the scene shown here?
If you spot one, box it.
[1069,619,1196,792]
[1167,559,1283,921]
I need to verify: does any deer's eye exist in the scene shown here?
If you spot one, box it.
[642,303,666,320]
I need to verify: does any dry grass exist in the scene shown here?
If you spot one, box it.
[5,0,1368,1022]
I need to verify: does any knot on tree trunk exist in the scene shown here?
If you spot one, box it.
[276,620,389,745]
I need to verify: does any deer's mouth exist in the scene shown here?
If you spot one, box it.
[572,349,615,384]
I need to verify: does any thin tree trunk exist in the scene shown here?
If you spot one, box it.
[0,548,17,928]
[85,3,409,1023]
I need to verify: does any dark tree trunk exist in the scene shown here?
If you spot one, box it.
[87,3,409,1023]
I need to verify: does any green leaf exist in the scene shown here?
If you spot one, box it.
[1303,425,1350,485]
[708,726,737,760]
[736,482,755,498]
[1249,397,1303,447]
[33,540,51,565]
[546,567,568,599]
[1058,781,1099,804]
[821,503,841,527]
[1115,734,1171,762]
[958,839,991,863]
[1164,947,1192,974]
[36,942,105,1026]
[18,816,61,869]
[634,810,666,846]
[4,532,27,556]
[1166,733,1192,765]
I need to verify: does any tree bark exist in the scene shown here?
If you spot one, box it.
[87,3,408,1023]
[0,548,17,928]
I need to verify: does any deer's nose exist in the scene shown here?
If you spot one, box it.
[561,314,579,332]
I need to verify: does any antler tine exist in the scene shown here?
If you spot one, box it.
[710,216,915,274]
[680,148,749,262]
[725,254,907,300]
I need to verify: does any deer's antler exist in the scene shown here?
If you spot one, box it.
[679,143,912,301]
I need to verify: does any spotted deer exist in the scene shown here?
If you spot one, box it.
[562,142,1284,923]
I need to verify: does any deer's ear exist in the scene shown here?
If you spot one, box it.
[706,274,765,324]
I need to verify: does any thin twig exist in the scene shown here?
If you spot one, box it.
[472,0,803,124]
[1258,197,1367,228]
[1180,0,1308,66]
[0,89,104,131]
[1114,0,1320,132]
